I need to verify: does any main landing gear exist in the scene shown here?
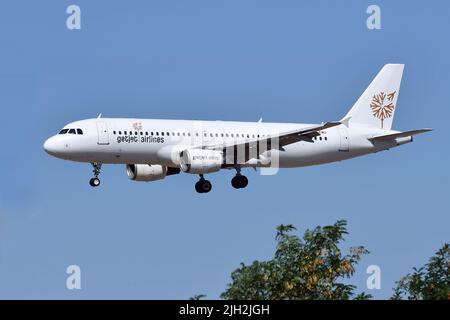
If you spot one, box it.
[195,174,212,193]
[195,169,249,193]
[231,169,248,189]
[89,162,102,187]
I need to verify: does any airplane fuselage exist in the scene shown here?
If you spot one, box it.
[44,118,408,168]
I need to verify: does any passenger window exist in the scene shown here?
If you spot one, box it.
[166,132,169,136]
[59,129,69,134]
[68,129,76,134]
[325,137,328,141]
[113,131,116,135]
[188,133,191,136]
[210,133,213,137]
[119,131,122,135]
[161,132,164,136]
[319,137,322,141]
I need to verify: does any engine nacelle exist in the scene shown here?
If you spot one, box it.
[180,149,223,174]
[126,164,167,182]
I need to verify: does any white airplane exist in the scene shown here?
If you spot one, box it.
[44,64,431,193]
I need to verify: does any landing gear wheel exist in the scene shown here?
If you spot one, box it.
[89,162,102,188]
[195,179,212,193]
[231,175,248,189]
[89,177,100,187]
[195,181,203,193]
[238,175,248,188]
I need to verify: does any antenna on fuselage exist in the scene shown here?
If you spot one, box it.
[258,118,263,123]
[97,113,102,119]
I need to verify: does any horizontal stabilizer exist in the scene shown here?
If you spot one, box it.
[369,129,433,141]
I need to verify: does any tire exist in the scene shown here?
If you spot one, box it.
[195,181,204,193]
[238,175,248,188]
[231,176,240,189]
[89,177,100,187]
[231,175,248,189]
[201,180,212,193]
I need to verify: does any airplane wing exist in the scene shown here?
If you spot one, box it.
[368,128,433,141]
[200,121,341,164]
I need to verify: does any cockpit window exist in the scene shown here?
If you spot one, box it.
[59,129,69,134]
[68,129,76,134]
[76,128,83,135]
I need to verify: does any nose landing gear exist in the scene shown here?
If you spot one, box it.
[89,162,102,187]
[195,174,212,193]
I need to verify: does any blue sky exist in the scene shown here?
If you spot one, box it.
[0,1,448,299]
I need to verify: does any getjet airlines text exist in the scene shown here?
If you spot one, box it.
[117,135,165,144]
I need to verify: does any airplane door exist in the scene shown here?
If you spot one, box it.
[338,128,349,152]
[96,122,110,145]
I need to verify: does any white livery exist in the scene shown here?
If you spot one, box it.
[44,64,432,193]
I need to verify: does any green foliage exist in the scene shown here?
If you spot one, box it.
[189,294,207,300]
[221,220,370,300]
[392,243,450,300]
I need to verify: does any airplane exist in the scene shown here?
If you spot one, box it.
[43,64,432,193]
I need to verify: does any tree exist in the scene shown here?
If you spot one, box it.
[189,294,207,300]
[221,220,371,300]
[392,243,450,300]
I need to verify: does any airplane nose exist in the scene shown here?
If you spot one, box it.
[43,136,60,156]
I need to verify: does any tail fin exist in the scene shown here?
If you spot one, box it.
[343,64,404,130]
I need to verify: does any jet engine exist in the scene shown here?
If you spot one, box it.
[179,149,223,174]
[126,164,168,182]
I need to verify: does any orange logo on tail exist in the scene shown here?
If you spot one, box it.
[370,91,396,128]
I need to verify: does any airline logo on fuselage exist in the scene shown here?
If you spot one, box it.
[117,122,165,144]
[116,134,165,144]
